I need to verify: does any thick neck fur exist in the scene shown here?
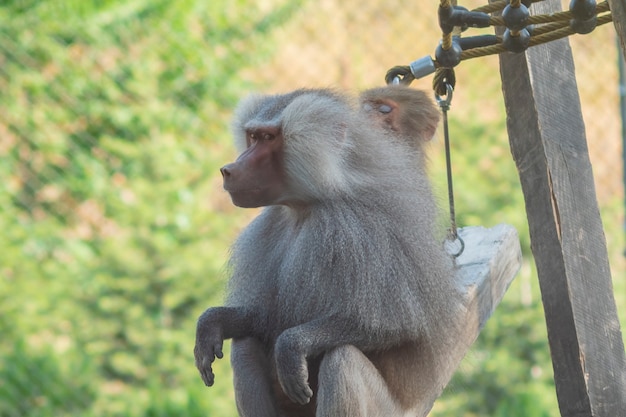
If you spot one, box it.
[225,88,463,351]
[226,142,461,341]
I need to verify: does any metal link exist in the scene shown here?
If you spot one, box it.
[435,84,465,258]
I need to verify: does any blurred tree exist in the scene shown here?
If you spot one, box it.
[0,0,300,415]
[2,1,618,416]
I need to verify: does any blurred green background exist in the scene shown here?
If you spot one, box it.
[0,1,624,416]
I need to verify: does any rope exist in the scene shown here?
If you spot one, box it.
[433,68,456,96]
[391,0,611,258]
[460,13,612,61]
[490,0,610,26]
[386,0,613,90]
[440,0,455,51]
[442,33,454,51]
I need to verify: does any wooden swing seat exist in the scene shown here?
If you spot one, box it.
[419,223,522,416]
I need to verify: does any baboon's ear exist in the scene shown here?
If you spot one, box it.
[360,86,440,142]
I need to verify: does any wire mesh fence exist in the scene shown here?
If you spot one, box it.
[0,0,624,416]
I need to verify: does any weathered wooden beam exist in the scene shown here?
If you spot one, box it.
[608,0,626,58]
[498,1,626,415]
[419,224,521,416]
[456,225,522,333]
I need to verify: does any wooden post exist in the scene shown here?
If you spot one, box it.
[498,1,626,415]
[608,0,626,58]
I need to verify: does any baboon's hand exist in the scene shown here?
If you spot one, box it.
[194,311,224,387]
[275,332,313,405]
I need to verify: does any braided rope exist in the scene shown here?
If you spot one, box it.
[490,0,610,26]
[440,0,455,50]
[387,0,614,89]
[460,12,612,61]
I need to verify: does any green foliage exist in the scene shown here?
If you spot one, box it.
[0,340,96,417]
[429,115,559,416]
[430,115,531,253]
[0,0,297,415]
[1,1,619,417]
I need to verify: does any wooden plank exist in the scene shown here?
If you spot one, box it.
[419,224,521,416]
[456,225,522,332]
[498,1,626,415]
[608,0,626,59]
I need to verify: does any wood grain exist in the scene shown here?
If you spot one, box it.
[498,1,626,414]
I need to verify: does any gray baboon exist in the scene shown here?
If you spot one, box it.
[194,85,465,417]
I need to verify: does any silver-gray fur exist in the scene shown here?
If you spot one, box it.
[195,85,466,417]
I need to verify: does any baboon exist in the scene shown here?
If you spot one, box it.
[194,85,465,417]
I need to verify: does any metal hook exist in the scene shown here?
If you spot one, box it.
[436,81,464,258]
[435,83,454,111]
[445,233,465,258]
